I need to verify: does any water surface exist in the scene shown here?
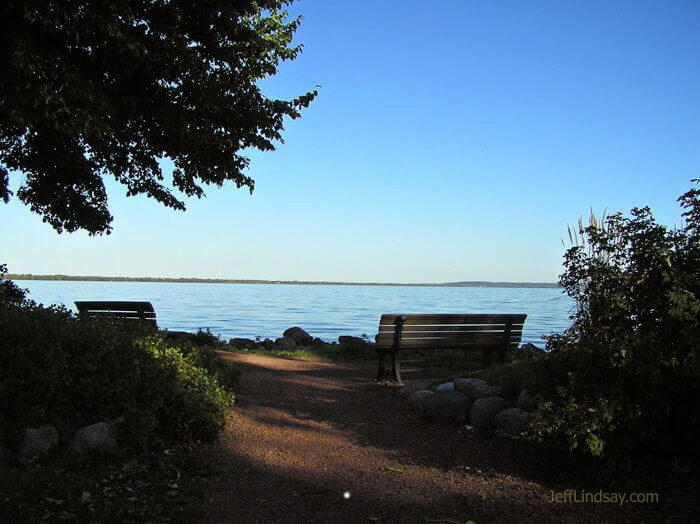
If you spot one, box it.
[16,281,573,348]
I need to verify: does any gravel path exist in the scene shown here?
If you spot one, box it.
[198,352,667,523]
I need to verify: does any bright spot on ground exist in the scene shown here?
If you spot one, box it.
[343,491,351,499]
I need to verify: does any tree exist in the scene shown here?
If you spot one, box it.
[0,0,316,234]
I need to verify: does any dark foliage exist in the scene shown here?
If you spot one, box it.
[0,0,316,234]
[0,292,236,447]
[527,182,700,467]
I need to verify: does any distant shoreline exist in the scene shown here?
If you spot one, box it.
[7,274,559,289]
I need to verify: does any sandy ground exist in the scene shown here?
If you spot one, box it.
[197,352,676,523]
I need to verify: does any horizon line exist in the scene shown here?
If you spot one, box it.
[6,273,560,289]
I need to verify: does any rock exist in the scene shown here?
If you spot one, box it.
[495,408,530,436]
[516,389,543,412]
[70,422,117,453]
[338,335,369,349]
[338,335,371,357]
[427,389,473,423]
[400,380,434,398]
[263,338,274,350]
[435,382,455,393]
[311,337,326,346]
[283,327,313,346]
[454,378,502,399]
[409,390,434,414]
[19,425,59,457]
[520,343,546,356]
[469,396,510,428]
[230,337,256,349]
[275,336,297,350]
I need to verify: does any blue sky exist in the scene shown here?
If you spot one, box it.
[2,0,699,283]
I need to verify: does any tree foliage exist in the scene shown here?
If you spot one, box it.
[0,0,316,234]
[527,182,700,465]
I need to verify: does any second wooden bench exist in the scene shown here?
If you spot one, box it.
[375,313,527,382]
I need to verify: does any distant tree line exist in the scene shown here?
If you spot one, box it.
[5,274,559,288]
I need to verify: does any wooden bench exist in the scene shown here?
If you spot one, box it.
[375,313,527,382]
[75,301,158,329]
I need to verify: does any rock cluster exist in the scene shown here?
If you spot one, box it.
[234,326,376,357]
[10,421,119,459]
[403,378,541,436]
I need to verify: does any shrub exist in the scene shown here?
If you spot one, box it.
[0,295,236,447]
[526,182,700,466]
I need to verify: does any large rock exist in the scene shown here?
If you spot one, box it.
[469,396,510,427]
[275,336,297,350]
[454,378,502,400]
[495,408,530,436]
[520,343,546,356]
[400,380,434,398]
[230,337,257,349]
[409,390,434,414]
[70,422,117,453]
[435,382,455,393]
[20,425,59,457]
[283,327,313,346]
[427,389,473,423]
[516,389,543,412]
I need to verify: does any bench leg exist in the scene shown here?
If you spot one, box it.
[390,350,402,383]
[375,349,387,381]
[482,348,492,368]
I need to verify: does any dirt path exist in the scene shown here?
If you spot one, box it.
[198,353,667,523]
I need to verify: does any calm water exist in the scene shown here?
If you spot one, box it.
[15,281,574,348]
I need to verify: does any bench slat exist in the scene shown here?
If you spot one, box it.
[75,301,155,313]
[380,313,526,325]
[378,323,524,334]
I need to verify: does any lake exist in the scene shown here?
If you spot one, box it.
[15,281,574,348]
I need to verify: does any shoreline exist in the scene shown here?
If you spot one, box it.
[6,274,559,289]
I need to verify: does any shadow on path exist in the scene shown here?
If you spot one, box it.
[197,352,666,523]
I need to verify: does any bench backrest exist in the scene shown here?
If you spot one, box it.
[376,313,527,351]
[75,301,157,328]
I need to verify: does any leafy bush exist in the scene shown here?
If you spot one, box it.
[526,182,700,465]
[0,263,27,304]
[0,294,236,447]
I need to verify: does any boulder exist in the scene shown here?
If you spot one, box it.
[520,343,546,356]
[495,408,530,436]
[454,378,502,399]
[400,380,434,398]
[283,327,313,346]
[230,337,257,349]
[409,390,434,414]
[516,389,543,412]
[311,337,326,346]
[469,396,510,428]
[70,422,117,453]
[338,336,371,357]
[338,335,369,348]
[263,338,274,350]
[427,389,473,423]
[20,425,59,457]
[275,336,297,350]
[435,382,455,393]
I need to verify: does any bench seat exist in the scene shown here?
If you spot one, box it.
[75,301,158,328]
[375,313,527,382]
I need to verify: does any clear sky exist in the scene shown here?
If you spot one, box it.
[2,0,699,283]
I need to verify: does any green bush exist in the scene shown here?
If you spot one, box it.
[0,294,236,447]
[526,182,700,465]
